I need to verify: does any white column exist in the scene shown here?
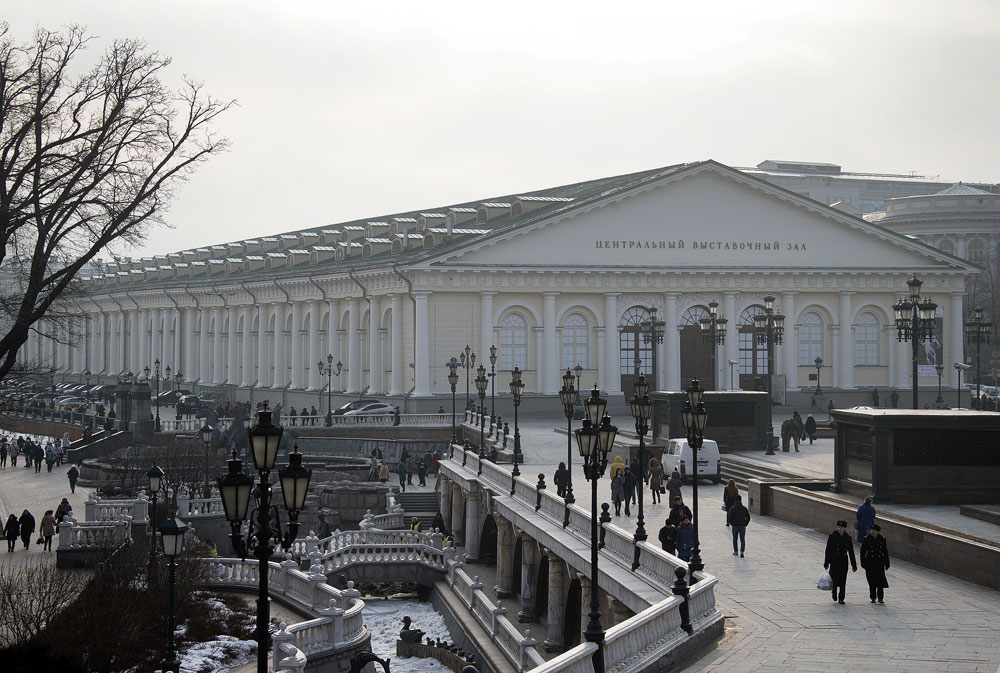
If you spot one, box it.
[831,325,841,389]
[138,309,150,372]
[839,291,855,390]
[603,293,621,394]
[149,308,161,368]
[172,310,181,375]
[950,293,964,386]
[212,307,225,384]
[368,296,382,395]
[272,303,287,388]
[241,306,254,387]
[129,310,141,374]
[95,314,104,374]
[723,292,738,389]
[533,327,544,393]
[347,297,361,393]
[327,299,341,386]
[543,292,559,394]
[390,294,404,396]
[664,293,680,391]
[480,291,497,377]
[595,327,607,391]
[414,291,431,396]
[893,326,909,389]
[781,292,798,390]
[198,310,210,384]
[184,308,196,383]
[258,304,271,388]
[226,306,238,384]
[290,301,303,389]
[108,314,119,374]
[307,300,321,390]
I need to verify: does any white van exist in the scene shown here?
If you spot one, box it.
[662,438,722,484]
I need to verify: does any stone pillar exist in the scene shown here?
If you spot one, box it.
[272,303,287,388]
[517,535,538,623]
[347,297,361,393]
[389,294,404,396]
[138,309,149,373]
[723,292,738,389]
[831,325,841,389]
[290,301,303,389]
[950,292,964,387]
[543,551,565,652]
[414,292,431,396]
[227,306,238,385]
[307,300,321,390]
[480,292,497,377]
[604,293,621,394]
[496,518,516,598]
[595,327,607,391]
[368,296,382,395]
[450,483,465,545]
[150,308,161,367]
[464,487,481,562]
[172,309,181,376]
[197,310,210,384]
[839,291,855,390]
[893,325,909,390]
[213,307,225,384]
[543,292,559,394]
[129,310,141,374]
[782,292,798,389]
[438,476,451,527]
[327,299,340,380]
[533,327,544,392]
[578,575,592,638]
[183,308,195,383]
[241,306,254,387]
[610,597,632,626]
[664,292,680,391]
[108,314,119,374]
[258,303,271,389]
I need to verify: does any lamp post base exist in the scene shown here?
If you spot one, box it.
[764,430,776,456]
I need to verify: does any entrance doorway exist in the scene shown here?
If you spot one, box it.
[619,306,652,397]
[679,305,716,390]
[738,305,768,390]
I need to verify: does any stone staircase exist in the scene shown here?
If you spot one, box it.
[719,455,806,489]
[395,491,440,530]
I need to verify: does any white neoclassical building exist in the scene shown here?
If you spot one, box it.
[22,160,980,409]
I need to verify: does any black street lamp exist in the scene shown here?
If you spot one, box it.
[629,374,652,569]
[893,275,938,410]
[201,422,214,498]
[147,360,162,432]
[318,355,342,426]
[574,387,616,673]
[814,356,823,395]
[935,364,945,405]
[447,358,460,445]
[965,306,992,409]
[157,516,188,673]
[698,301,727,390]
[165,365,172,391]
[475,364,488,475]
[573,363,584,420]
[147,463,165,567]
[173,370,183,391]
[955,362,971,408]
[679,378,708,584]
[84,369,92,398]
[460,345,476,412]
[559,369,577,528]
[509,366,525,495]
[217,404,311,673]
[753,296,784,455]
[641,307,666,390]
[489,344,497,423]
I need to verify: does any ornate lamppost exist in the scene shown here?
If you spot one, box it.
[318,355,342,426]
[157,516,188,673]
[460,345,476,411]
[509,366,525,495]
[893,275,938,410]
[965,306,992,408]
[147,463,165,567]
[572,363,584,420]
[639,307,665,390]
[680,377,707,584]
[629,374,652,570]
[475,364,488,475]
[217,404,312,673]
[173,370,183,391]
[200,422,214,498]
[814,356,823,395]
[559,369,577,527]
[447,358,460,445]
[164,365,172,391]
[753,296,784,455]
[935,364,945,406]
[699,301,727,389]
[574,387,616,673]
[84,369,92,397]
[146,360,162,432]
[489,344,497,423]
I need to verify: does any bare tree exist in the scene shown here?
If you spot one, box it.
[0,563,85,649]
[0,24,234,382]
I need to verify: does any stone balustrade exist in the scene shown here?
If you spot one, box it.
[85,492,149,523]
[57,515,132,551]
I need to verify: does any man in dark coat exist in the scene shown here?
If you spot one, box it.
[553,462,568,498]
[18,509,35,550]
[860,524,890,603]
[622,468,637,516]
[658,519,676,555]
[824,520,857,604]
[668,496,692,527]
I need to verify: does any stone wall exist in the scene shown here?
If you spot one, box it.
[317,480,393,529]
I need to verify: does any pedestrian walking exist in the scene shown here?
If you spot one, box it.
[288,407,297,426]
[367,456,379,481]
[611,472,626,516]
[10,441,18,467]
[378,461,388,483]
[622,467,636,516]
[792,411,804,448]
[55,498,73,524]
[4,514,18,552]
[417,458,427,486]
[628,458,641,504]
[780,418,796,452]
[310,405,318,425]
[804,414,817,444]
[433,512,448,536]
[40,510,57,551]
[824,520,858,604]
[553,462,568,498]
[871,389,880,407]
[405,456,414,485]
[33,443,44,472]
[666,469,682,506]
[726,495,751,557]
[45,444,56,472]
[860,524,890,603]
[397,460,407,492]
[658,518,676,555]
[648,457,663,505]
[723,479,739,526]
[855,496,876,543]
[609,455,626,480]
[410,516,422,533]
[668,496,692,527]
[675,514,695,562]
[18,509,35,550]
[0,441,6,468]
[890,390,900,408]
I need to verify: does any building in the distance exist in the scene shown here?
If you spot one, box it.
[20,160,986,410]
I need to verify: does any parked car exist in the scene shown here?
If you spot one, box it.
[88,384,118,401]
[177,394,203,415]
[332,399,380,416]
[662,437,722,484]
[55,396,88,411]
[343,402,397,417]
[157,389,193,405]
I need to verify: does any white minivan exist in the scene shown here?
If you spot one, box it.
[662,438,722,484]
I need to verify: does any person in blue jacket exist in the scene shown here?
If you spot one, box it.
[855,496,876,543]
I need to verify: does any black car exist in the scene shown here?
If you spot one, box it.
[332,399,380,416]
[177,394,203,415]
[157,389,193,405]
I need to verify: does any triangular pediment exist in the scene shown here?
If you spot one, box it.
[423,162,975,273]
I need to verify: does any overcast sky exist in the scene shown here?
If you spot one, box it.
[7,1,1000,260]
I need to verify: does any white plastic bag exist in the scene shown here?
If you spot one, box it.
[817,570,833,591]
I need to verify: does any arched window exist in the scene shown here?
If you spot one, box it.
[799,312,824,365]
[855,312,880,366]
[738,305,766,379]
[938,237,955,255]
[561,313,589,369]
[619,306,652,375]
[681,305,709,325]
[500,313,528,370]
[967,237,985,264]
